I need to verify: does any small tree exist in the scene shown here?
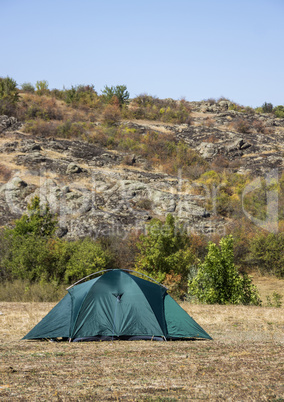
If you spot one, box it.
[0,76,19,115]
[2,196,59,282]
[35,80,49,96]
[21,82,35,93]
[273,105,284,118]
[261,102,273,113]
[188,235,261,305]
[249,232,284,278]
[102,85,129,107]
[3,235,57,282]
[135,214,197,297]
[0,76,19,102]
[64,237,113,284]
[13,196,57,237]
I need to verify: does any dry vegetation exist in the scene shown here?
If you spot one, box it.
[0,301,283,401]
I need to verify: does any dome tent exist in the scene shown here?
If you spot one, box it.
[23,270,212,341]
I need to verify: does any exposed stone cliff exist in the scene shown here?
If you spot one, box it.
[0,100,283,238]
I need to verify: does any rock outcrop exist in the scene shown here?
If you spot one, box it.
[0,101,283,239]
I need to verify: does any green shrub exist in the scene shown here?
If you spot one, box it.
[188,235,261,305]
[13,196,58,238]
[64,237,114,284]
[21,82,35,93]
[0,76,19,102]
[35,80,49,96]
[0,76,19,115]
[266,292,283,308]
[135,214,198,298]
[0,196,114,286]
[101,85,129,107]
[273,105,284,118]
[3,235,60,282]
[255,107,263,114]
[262,102,273,113]
[56,120,88,139]
[249,232,284,278]
[2,196,61,283]
[126,95,191,124]
[63,84,101,109]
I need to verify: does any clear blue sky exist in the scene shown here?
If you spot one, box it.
[1,0,283,107]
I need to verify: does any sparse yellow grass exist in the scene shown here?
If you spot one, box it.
[0,302,283,401]
[251,273,284,303]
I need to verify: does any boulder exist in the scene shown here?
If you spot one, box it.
[66,162,82,174]
[197,142,218,159]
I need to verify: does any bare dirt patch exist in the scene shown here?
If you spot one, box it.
[0,302,283,401]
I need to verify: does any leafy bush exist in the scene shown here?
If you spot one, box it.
[56,120,89,139]
[273,105,284,118]
[13,196,57,237]
[2,196,61,282]
[0,196,114,285]
[261,102,273,113]
[195,171,252,218]
[63,84,101,109]
[135,214,198,298]
[64,237,113,284]
[188,235,261,305]
[0,76,19,102]
[126,95,191,124]
[0,98,18,117]
[3,235,61,282]
[21,82,35,93]
[35,80,49,95]
[0,76,19,116]
[101,85,129,107]
[249,232,284,278]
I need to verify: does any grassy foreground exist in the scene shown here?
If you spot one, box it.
[0,302,283,401]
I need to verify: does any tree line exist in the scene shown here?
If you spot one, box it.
[1,197,282,304]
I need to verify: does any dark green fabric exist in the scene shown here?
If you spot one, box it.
[68,276,100,336]
[22,293,71,339]
[164,294,212,340]
[72,270,164,338]
[23,270,212,341]
[129,274,167,335]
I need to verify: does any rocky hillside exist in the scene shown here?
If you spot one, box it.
[0,99,283,239]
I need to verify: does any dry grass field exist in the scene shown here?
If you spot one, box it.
[0,301,283,401]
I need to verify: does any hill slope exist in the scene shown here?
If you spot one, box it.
[0,98,283,239]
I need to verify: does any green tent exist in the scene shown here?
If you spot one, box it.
[23,270,212,341]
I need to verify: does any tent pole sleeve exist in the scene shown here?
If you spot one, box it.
[66,269,115,289]
[66,269,168,290]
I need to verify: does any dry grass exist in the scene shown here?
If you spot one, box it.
[251,274,284,304]
[0,302,283,401]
